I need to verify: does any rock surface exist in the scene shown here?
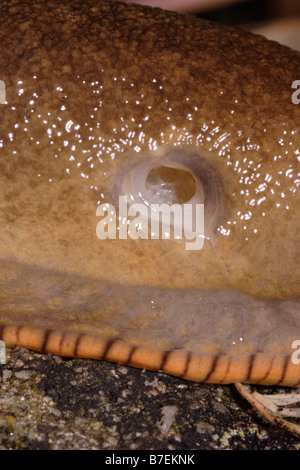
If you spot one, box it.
[1,347,300,450]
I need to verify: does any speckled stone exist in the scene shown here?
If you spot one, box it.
[1,347,300,450]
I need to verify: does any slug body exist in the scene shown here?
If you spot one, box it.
[0,0,299,385]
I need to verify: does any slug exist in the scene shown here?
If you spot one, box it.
[0,0,299,386]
